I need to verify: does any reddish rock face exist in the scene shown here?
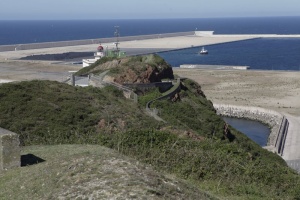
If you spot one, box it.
[83,54,175,83]
[113,64,174,84]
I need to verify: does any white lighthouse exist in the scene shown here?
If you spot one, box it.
[82,45,105,68]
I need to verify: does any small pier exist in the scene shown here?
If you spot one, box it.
[180,64,249,70]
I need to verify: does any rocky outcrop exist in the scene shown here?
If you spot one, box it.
[79,54,175,84]
[114,65,174,84]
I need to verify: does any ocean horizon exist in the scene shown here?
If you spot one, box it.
[1,17,300,71]
[1,16,300,45]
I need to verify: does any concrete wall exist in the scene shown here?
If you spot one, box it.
[180,64,249,70]
[89,75,138,103]
[88,75,104,88]
[213,104,284,149]
[0,128,20,170]
[275,116,289,155]
[194,31,214,36]
[124,82,173,92]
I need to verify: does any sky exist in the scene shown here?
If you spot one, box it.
[0,0,299,20]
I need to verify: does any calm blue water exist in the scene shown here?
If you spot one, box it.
[223,117,270,146]
[1,17,300,70]
[158,38,300,70]
[1,17,300,45]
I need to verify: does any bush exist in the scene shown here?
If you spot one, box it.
[98,129,300,199]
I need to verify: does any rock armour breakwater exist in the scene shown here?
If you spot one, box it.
[213,104,285,151]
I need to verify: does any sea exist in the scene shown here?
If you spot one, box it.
[1,17,300,70]
[223,117,270,146]
[2,17,299,144]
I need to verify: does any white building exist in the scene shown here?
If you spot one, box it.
[82,45,105,68]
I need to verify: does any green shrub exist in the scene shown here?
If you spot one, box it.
[138,88,162,107]
[98,129,300,199]
[75,57,115,76]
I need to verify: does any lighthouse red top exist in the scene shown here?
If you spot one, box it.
[97,45,104,52]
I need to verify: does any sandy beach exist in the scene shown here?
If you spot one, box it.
[0,59,81,82]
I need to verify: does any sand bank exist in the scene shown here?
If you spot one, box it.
[173,68,300,115]
[0,60,81,82]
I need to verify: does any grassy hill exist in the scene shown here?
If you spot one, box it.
[0,145,215,200]
[0,55,299,199]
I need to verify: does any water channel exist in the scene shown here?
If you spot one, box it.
[223,117,270,146]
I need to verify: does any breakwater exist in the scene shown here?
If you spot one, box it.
[214,104,289,153]
[0,31,194,52]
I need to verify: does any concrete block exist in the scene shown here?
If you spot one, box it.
[0,128,20,170]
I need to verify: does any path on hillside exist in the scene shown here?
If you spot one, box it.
[146,79,181,122]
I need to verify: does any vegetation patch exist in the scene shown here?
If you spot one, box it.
[0,80,158,145]
[0,145,215,200]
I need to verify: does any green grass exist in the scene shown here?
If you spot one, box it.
[137,87,162,106]
[97,129,300,199]
[0,145,216,200]
[75,56,115,76]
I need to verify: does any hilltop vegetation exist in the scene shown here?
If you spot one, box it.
[75,54,174,83]
[0,54,299,199]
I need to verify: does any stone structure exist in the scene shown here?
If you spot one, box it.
[0,128,20,170]
[89,74,138,103]
[275,116,289,155]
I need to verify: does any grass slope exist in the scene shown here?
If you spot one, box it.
[0,145,215,199]
[0,80,159,145]
[0,55,299,199]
